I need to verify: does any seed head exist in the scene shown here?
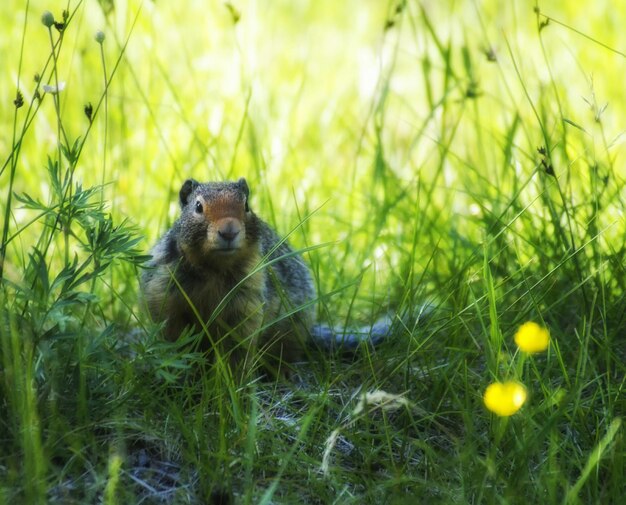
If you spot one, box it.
[14,90,24,109]
[84,103,93,122]
[95,30,106,44]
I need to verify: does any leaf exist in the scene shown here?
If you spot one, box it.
[60,136,83,165]
[27,248,50,297]
[14,192,50,212]
[562,117,588,133]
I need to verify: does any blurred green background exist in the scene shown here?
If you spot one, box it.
[3,0,624,293]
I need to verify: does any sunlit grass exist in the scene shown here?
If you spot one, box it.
[1,0,625,503]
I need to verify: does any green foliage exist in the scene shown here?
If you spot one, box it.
[1,0,625,504]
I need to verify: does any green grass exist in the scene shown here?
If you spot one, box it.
[1,0,625,503]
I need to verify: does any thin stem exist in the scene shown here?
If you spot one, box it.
[99,41,108,203]
[46,24,72,265]
[0,0,31,283]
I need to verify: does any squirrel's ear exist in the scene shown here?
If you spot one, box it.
[179,179,199,207]
[237,177,250,198]
[237,177,250,212]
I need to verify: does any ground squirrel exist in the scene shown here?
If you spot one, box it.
[141,177,315,376]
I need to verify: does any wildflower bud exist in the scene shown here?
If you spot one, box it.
[34,73,41,83]
[14,90,24,109]
[95,30,106,44]
[41,11,55,28]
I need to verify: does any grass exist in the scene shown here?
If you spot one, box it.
[1,0,625,503]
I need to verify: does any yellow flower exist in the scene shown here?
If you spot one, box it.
[514,321,550,353]
[483,381,527,416]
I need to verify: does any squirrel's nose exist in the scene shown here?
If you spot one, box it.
[218,221,241,243]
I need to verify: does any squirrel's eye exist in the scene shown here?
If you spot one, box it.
[194,201,203,214]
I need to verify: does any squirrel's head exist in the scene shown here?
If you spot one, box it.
[177,177,260,267]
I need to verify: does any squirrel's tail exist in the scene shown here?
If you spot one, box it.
[310,303,434,352]
[311,315,393,352]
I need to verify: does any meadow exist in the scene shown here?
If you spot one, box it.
[1,0,625,503]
